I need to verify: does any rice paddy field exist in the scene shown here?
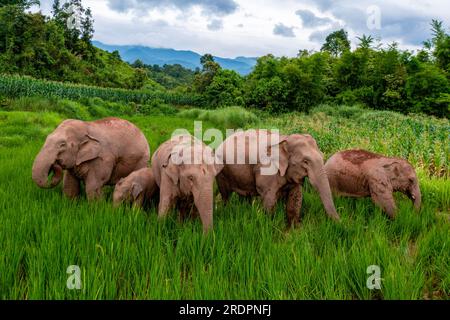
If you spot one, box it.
[0,96,448,300]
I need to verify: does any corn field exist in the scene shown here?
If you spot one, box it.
[0,74,203,107]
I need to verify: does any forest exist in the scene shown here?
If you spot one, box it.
[0,0,449,117]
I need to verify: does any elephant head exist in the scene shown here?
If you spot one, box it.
[32,120,101,188]
[113,177,143,207]
[272,134,340,221]
[383,160,422,210]
[163,142,220,231]
[113,168,156,207]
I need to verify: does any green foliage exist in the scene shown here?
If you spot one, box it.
[139,63,196,90]
[0,74,203,106]
[245,53,330,113]
[240,22,450,117]
[204,69,244,107]
[0,0,39,9]
[193,54,222,94]
[136,99,178,116]
[0,5,149,89]
[321,29,351,57]
[179,106,259,129]
[406,64,450,117]
[0,95,179,120]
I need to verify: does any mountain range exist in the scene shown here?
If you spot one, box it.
[93,41,258,75]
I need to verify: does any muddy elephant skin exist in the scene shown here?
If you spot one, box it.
[325,149,421,218]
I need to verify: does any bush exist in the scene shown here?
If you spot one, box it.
[311,104,366,119]
[179,106,259,128]
[137,99,178,116]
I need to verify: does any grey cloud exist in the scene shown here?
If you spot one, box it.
[296,9,332,27]
[308,22,343,43]
[303,0,437,46]
[207,19,223,31]
[107,0,238,16]
[273,23,296,38]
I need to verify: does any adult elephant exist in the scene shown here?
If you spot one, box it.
[215,130,340,226]
[32,117,150,200]
[152,134,221,232]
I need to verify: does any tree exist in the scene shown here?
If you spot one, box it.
[131,59,145,69]
[424,20,450,73]
[193,54,221,93]
[200,53,214,66]
[406,64,450,117]
[357,34,374,50]
[321,29,351,57]
[81,7,94,43]
[0,0,39,9]
[204,69,244,107]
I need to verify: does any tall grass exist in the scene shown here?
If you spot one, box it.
[0,74,203,107]
[0,101,448,300]
[178,106,259,129]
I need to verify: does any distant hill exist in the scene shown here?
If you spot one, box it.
[93,41,258,75]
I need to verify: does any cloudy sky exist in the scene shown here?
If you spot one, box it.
[38,0,450,58]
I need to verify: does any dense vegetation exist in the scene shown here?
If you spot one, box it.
[0,0,149,89]
[0,96,448,299]
[190,27,450,117]
[131,61,197,91]
[0,74,202,106]
[1,1,449,117]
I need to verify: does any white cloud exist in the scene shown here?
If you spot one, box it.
[36,0,450,58]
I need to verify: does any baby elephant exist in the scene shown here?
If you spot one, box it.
[325,150,421,218]
[152,134,221,233]
[113,168,158,208]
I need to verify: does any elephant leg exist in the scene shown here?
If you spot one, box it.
[158,194,176,218]
[217,173,231,204]
[84,162,113,201]
[158,178,177,219]
[370,191,397,219]
[132,194,144,209]
[256,174,281,214]
[178,200,192,221]
[63,170,80,199]
[286,184,302,227]
[261,189,279,214]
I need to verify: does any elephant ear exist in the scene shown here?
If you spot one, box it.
[162,153,180,185]
[267,135,289,176]
[76,134,101,166]
[131,182,144,200]
[383,161,401,180]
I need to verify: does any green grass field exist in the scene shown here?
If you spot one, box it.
[0,99,448,299]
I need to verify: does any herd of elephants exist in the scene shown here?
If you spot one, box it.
[32,117,422,232]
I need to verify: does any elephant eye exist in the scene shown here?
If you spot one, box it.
[188,175,194,181]
[303,160,309,165]
[60,142,66,148]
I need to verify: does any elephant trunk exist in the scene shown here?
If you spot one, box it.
[309,165,340,221]
[194,185,214,233]
[410,183,422,211]
[32,146,63,189]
